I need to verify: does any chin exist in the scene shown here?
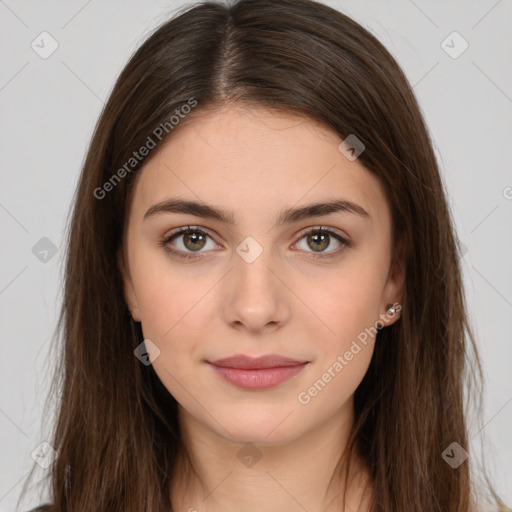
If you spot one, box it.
[217,413,304,446]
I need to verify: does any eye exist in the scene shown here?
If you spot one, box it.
[159,225,351,261]
[293,226,351,259]
[160,226,218,260]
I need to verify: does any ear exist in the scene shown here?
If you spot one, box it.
[378,237,406,328]
[117,247,141,322]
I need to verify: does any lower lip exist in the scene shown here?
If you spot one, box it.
[208,362,308,390]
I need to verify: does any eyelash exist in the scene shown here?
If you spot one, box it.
[159,225,351,261]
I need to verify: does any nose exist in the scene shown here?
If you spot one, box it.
[221,251,291,335]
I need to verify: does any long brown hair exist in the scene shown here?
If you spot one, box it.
[19,0,509,511]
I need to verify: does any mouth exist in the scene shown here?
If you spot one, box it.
[207,354,309,390]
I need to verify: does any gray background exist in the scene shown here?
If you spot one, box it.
[1,0,511,510]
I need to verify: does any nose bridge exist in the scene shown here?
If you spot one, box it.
[232,242,278,302]
[222,240,289,331]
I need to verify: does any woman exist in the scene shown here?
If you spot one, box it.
[21,0,510,510]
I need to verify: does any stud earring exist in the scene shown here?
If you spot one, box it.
[386,303,401,315]
[377,303,402,331]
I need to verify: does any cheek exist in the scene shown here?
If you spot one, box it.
[129,247,200,344]
[308,261,384,346]
[131,262,210,400]
[294,272,381,411]
[136,276,206,347]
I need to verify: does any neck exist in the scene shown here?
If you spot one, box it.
[169,399,372,512]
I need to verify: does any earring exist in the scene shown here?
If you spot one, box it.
[386,303,401,315]
[377,303,402,331]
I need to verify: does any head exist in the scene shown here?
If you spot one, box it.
[118,101,405,447]
[20,1,504,511]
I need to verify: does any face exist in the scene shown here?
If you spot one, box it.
[119,104,404,446]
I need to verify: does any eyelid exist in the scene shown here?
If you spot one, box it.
[163,225,220,244]
[294,224,349,241]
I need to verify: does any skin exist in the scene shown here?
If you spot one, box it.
[118,104,404,512]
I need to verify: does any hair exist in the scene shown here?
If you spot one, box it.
[18,0,509,511]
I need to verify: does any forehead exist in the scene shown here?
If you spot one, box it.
[129,104,389,226]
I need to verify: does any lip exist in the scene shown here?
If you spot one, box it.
[209,354,307,369]
[207,354,309,390]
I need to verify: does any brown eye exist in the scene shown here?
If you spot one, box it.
[306,231,330,252]
[161,226,217,260]
[161,225,350,261]
[181,230,207,251]
[295,227,350,258]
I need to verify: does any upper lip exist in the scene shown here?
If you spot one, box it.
[209,354,307,370]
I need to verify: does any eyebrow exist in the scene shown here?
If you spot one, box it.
[143,197,371,225]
